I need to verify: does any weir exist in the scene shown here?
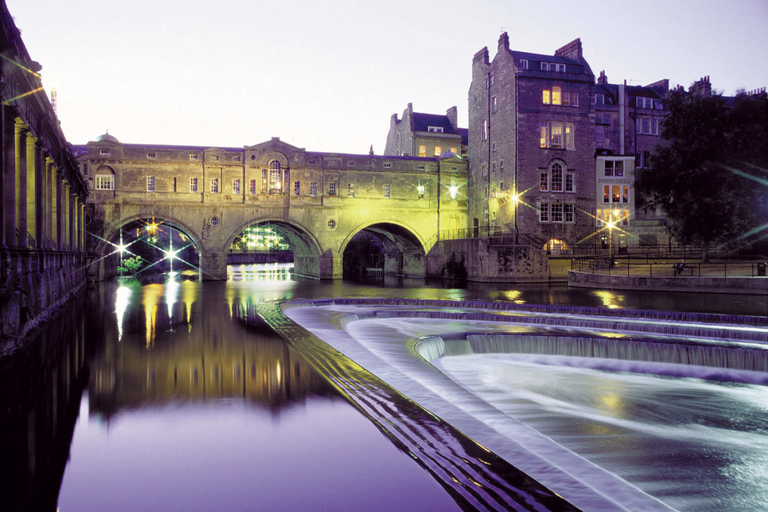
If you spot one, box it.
[247,298,768,512]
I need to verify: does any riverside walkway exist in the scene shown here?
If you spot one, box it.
[568,259,768,294]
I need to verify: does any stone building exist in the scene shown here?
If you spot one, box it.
[1,1,88,342]
[594,71,670,248]
[74,135,468,280]
[384,103,467,159]
[468,33,597,254]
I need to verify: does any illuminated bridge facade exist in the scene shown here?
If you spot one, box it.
[75,135,469,280]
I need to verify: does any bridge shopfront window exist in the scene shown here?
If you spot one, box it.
[190,178,198,193]
[210,178,219,194]
[147,176,155,192]
[95,174,114,190]
[269,161,282,194]
[232,178,241,195]
[249,179,257,195]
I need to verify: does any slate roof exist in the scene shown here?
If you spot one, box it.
[412,112,458,134]
[509,50,584,74]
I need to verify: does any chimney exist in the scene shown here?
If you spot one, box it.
[446,106,458,130]
[555,38,583,62]
[689,76,712,97]
[498,32,510,53]
[597,70,608,85]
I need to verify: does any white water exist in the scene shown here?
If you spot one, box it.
[282,301,768,512]
[434,354,768,512]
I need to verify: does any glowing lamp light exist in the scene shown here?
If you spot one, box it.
[417,185,425,195]
[146,222,159,234]
[449,185,459,199]
[163,248,180,261]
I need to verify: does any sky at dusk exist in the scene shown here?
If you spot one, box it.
[7,0,768,154]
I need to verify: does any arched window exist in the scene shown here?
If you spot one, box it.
[550,162,563,192]
[269,160,281,193]
[94,165,115,190]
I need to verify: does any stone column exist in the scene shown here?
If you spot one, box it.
[14,117,27,247]
[62,179,71,250]
[26,132,38,247]
[44,157,52,248]
[51,165,59,248]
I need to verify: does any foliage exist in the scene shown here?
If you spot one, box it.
[636,90,768,257]
[117,256,143,275]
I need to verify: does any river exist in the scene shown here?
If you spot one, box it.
[1,263,766,511]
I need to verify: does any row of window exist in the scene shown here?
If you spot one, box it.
[97,175,438,199]
[539,202,575,223]
[596,208,630,226]
[603,184,630,204]
[418,145,459,157]
[540,121,575,149]
[636,117,660,135]
[542,87,580,107]
[540,163,575,193]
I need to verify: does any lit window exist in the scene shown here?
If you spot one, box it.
[147,176,155,192]
[419,145,426,157]
[450,147,457,153]
[190,177,198,193]
[540,122,548,148]
[552,86,561,105]
[417,185,425,198]
[269,160,281,193]
[210,178,219,193]
[565,123,574,149]
[550,122,564,148]
[434,146,442,157]
[95,175,114,190]
[543,89,551,104]
[232,178,241,195]
[563,92,570,106]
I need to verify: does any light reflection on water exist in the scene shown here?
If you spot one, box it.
[4,263,766,511]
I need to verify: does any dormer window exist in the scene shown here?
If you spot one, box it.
[190,154,199,161]
[427,126,444,133]
[540,62,549,71]
[595,94,605,105]
[100,149,110,156]
[553,63,566,73]
[519,59,528,69]
[212,155,220,161]
[147,152,156,159]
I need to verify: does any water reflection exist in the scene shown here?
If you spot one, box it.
[2,264,766,512]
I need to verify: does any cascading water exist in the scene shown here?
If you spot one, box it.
[252,298,768,512]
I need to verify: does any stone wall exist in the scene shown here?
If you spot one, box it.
[427,238,549,282]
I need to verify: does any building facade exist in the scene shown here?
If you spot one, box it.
[468,34,597,253]
[384,103,468,159]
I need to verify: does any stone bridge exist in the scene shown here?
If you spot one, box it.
[77,137,469,280]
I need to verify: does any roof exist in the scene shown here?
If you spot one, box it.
[509,50,584,74]
[412,112,458,134]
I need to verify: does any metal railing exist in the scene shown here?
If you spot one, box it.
[571,258,767,278]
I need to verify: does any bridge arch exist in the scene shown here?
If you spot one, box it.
[225,218,327,278]
[90,214,204,281]
[340,221,427,279]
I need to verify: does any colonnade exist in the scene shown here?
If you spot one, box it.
[1,0,89,341]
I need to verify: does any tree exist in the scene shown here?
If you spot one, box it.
[637,90,768,259]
